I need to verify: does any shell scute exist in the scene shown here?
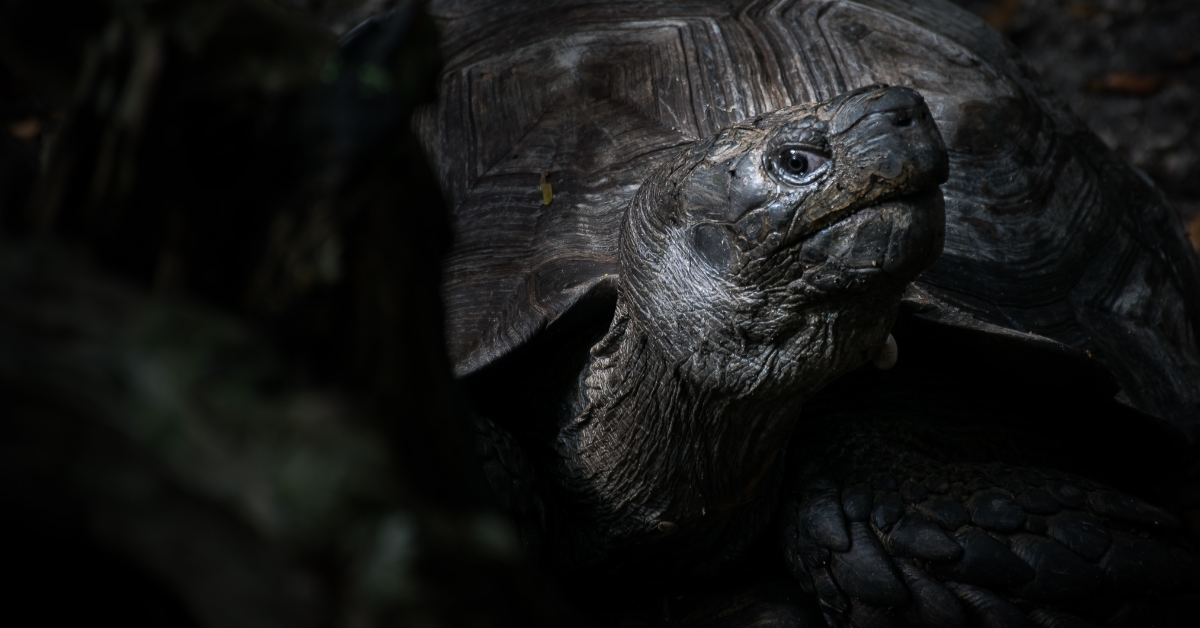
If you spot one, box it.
[426,0,1200,430]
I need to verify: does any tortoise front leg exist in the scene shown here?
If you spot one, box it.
[782,419,1200,628]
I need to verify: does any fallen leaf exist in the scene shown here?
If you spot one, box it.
[1089,72,1163,95]
[1066,1,1100,19]
[540,170,553,205]
[1188,212,1200,253]
[983,0,1025,32]
[7,117,41,141]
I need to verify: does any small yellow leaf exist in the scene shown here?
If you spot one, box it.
[1188,212,1200,253]
[540,170,553,205]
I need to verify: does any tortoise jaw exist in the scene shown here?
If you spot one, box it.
[784,187,946,298]
[868,187,946,278]
[778,184,939,252]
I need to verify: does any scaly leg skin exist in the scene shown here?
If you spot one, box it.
[783,417,1200,628]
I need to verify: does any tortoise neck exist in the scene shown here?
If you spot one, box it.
[553,303,800,542]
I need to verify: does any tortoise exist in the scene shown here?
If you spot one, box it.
[413,0,1200,625]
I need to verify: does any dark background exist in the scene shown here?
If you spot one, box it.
[0,1,1196,627]
[953,0,1200,246]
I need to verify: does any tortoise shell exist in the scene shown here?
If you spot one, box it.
[417,0,1200,434]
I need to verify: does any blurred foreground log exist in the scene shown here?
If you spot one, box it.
[0,0,572,625]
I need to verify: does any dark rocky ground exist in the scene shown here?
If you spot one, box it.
[952,0,1200,246]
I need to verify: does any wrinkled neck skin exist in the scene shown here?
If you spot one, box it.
[549,181,902,578]
[545,87,947,579]
[561,300,868,517]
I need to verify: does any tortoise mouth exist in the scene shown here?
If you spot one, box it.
[862,187,945,278]
[785,187,945,294]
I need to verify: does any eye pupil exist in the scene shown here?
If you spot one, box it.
[781,149,809,175]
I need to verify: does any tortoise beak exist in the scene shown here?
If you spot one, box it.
[782,85,949,246]
[828,84,949,188]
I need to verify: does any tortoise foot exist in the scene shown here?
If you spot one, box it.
[783,422,1200,627]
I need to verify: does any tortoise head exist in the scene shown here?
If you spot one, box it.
[618,85,948,398]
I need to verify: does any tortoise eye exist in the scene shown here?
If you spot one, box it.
[781,149,809,175]
[773,146,828,183]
